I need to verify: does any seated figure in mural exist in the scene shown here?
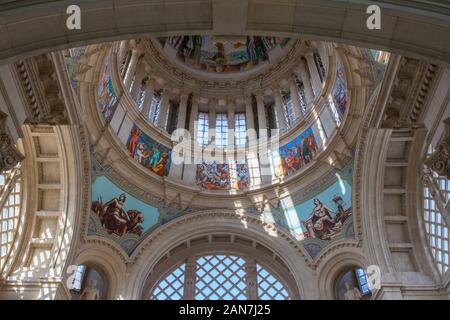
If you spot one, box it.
[302,198,341,241]
[91,194,144,236]
[152,151,169,176]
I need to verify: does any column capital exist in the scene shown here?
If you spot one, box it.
[180,92,190,102]
[425,117,450,179]
[0,112,24,172]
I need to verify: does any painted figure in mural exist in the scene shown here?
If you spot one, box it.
[127,126,142,159]
[152,151,169,176]
[149,143,161,168]
[136,142,150,165]
[277,128,319,178]
[302,198,341,241]
[333,194,351,224]
[307,132,318,157]
[91,194,144,236]
[301,136,310,164]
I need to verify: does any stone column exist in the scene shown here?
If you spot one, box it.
[273,89,287,130]
[130,66,146,100]
[295,61,314,104]
[255,93,267,132]
[289,76,302,121]
[140,78,155,119]
[176,93,189,130]
[305,51,322,94]
[245,96,255,130]
[157,89,170,130]
[189,95,199,137]
[123,49,140,89]
[245,259,258,300]
[208,99,217,145]
[227,98,236,149]
[182,258,197,300]
[117,40,129,67]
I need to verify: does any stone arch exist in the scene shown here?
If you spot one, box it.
[124,210,319,299]
[0,1,449,66]
[316,248,369,299]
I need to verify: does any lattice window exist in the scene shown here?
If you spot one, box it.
[215,114,228,148]
[149,254,291,300]
[0,166,22,270]
[197,112,209,147]
[195,255,247,300]
[257,264,289,300]
[151,263,186,300]
[423,146,450,275]
[234,113,247,147]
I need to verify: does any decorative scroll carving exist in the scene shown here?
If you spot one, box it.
[381,57,438,129]
[0,111,24,172]
[425,117,450,179]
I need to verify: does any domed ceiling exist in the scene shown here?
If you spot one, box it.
[156,36,290,74]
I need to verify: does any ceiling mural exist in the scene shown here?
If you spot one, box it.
[261,155,355,259]
[158,36,290,74]
[126,124,172,177]
[88,152,354,259]
[88,160,192,256]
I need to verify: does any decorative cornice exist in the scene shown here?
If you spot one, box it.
[14,54,69,125]
[380,57,439,129]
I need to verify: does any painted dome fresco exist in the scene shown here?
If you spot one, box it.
[157,36,290,74]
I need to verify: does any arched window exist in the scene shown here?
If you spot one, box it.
[0,164,22,274]
[150,254,290,300]
[423,146,449,275]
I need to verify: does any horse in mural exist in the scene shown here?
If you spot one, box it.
[91,194,144,237]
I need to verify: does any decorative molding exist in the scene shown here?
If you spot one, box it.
[14,54,69,125]
[425,117,450,179]
[0,111,24,172]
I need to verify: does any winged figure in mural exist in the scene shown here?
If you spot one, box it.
[91,194,144,237]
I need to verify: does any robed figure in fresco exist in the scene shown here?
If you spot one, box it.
[92,193,144,236]
[302,198,341,240]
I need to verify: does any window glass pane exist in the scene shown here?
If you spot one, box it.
[215,114,228,147]
[234,113,247,147]
[197,112,209,147]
